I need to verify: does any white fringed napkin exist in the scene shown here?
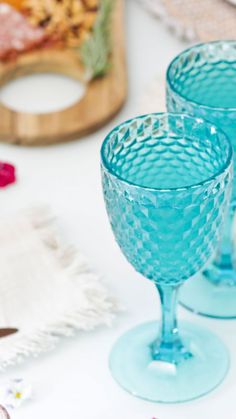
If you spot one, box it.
[0,208,116,369]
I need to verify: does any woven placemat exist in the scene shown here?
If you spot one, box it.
[139,0,236,41]
[163,0,236,41]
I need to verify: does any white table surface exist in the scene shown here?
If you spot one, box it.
[0,1,235,418]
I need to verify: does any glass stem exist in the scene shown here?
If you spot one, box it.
[214,205,235,270]
[158,283,180,347]
[151,283,191,364]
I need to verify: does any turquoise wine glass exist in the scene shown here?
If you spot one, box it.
[167,41,236,318]
[101,113,233,403]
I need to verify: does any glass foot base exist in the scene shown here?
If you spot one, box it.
[109,321,229,403]
[180,272,236,318]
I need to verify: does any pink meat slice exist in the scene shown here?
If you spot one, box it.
[0,3,47,59]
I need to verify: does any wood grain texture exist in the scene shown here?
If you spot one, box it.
[0,0,126,145]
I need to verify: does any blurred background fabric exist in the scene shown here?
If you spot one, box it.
[138,0,236,41]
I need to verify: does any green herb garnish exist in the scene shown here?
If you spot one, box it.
[80,0,114,80]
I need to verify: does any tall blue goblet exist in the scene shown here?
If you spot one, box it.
[167,41,236,318]
[101,113,233,403]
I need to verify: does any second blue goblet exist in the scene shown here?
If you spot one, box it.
[167,41,236,318]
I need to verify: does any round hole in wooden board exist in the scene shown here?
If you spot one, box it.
[0,73,86,114]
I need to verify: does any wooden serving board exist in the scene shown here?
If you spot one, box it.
[0,0,126,146]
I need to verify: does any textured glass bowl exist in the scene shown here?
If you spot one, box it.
[0,407,9,419]
[101,113,233,403]
[167,41,236,318]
